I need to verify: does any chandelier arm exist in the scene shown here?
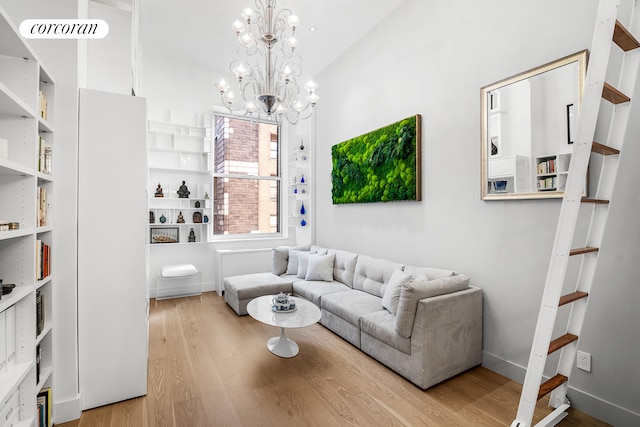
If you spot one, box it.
[218,0,317,125]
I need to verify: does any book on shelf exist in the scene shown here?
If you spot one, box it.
[36,344,41,384]
[38,136,53,175]
[36,290,45,336]
[37,387,52,427]
[0,311,5,376]
[37,186,49,226]
[39,90,48,121]
[6,305,16,367]
[36,240,51,280]
[537,158,556,175]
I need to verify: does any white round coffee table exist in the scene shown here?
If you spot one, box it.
[247,295,321,358]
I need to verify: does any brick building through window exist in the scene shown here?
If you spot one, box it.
[213,115,280,236]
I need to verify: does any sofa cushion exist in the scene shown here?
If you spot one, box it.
[360,310,411,354]
[296,251,317,279]
[292,280,350,306]
[286,249,307,275]
[224,272,294,300]
[404,265,455,280]
[272,247,289,275]
[395,274,470,338]
[381,269,412,315]
[327,249,358,287]
[310,245,329,255]
[321,290,384,326]
[305,253,335,282]
[354,255,404,298]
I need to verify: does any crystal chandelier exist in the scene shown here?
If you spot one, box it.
[215,0,319,124]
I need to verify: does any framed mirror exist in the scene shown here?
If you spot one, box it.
[481,50,587,200]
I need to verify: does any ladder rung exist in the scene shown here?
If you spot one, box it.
[559,291,589,307]
[592,141,620,155]
[581,197,610,204]
[538,374,569,400]
[548,333,579,354]
[613,20,640,51]
[570,247,599,256]
[603,82,631,104]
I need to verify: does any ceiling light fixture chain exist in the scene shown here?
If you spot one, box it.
[216,0,319,124]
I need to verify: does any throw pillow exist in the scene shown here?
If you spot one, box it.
[305,253,335,282]
[296,251,317,279]
[272,247,289,275]
[395,274,470,338]
[381,269,412,315]
[286,249,307,275]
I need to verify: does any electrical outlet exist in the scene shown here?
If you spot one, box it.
[577,350,591,372]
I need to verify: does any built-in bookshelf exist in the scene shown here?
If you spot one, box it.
[536,153,571,191]
[0,5,54,426]
[147,118,213,244]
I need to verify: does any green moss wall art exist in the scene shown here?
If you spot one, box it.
[331,114,422,204]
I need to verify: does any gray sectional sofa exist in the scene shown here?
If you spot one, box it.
[223,245,483,389]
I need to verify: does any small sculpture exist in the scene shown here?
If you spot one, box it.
[195,200,201,208]
[203,215,209,223]
[149,211,155,224]
[155,183,164,198]
[177,181,190,198]
[159,214,166,223]
[177,211,185,223]
[193,212,202,223]
[188,228,196,242]
[204,191,209,199]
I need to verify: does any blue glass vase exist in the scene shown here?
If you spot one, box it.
[300,219,307,227]
[300,174,305,183]
[300,203,306,216]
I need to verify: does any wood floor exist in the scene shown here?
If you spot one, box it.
[58,292,611,427]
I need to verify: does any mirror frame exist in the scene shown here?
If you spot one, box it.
[480,50,588,200]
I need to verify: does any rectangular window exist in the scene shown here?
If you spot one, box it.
[212,115,280,236]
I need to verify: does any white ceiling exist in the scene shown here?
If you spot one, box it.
[139,0,406,77]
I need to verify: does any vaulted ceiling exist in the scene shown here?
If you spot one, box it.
[140,0,406,77]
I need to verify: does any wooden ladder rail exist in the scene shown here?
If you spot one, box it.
[511,1,640,426]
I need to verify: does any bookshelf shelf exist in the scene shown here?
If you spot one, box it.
[288,146,311,228]
[147,117,213,244]
[0,5,54,426]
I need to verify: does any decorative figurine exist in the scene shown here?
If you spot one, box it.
[188,228,196,242]
[203,215,209,223]
[204,191,209,199]
[177,211,185,223]
[177,181,190,198]
[155,183,164,197]
[149,211,155,224]
[195,200,201,208]
[159,214,166,223]
[193,211,202,223]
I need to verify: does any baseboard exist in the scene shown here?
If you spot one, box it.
[53,393,82,424]
[482,351,640,426]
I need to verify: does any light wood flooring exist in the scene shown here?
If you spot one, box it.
[58,292,611,427]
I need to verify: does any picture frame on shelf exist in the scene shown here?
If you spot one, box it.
[150,227,179,244]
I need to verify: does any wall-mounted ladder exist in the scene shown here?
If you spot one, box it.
[511,0,640,426]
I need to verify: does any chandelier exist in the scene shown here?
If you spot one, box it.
[215,0,319,124]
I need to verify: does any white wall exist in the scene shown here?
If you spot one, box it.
[315,0,639,425]
[87,1,132,94]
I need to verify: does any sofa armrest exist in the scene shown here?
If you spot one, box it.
[411,285,483,388]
